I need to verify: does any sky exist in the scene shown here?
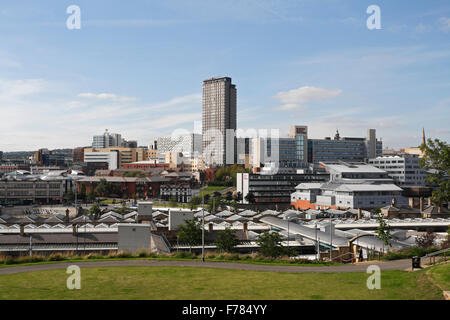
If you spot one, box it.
[0,0,449,151]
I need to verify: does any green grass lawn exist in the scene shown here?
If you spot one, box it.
[0,264,447,300]
[428,263,450,291]
[200,186,229,197]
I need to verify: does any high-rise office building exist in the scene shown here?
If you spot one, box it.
[202,77,237,166]
[289,125,308,164]
[92,129,138,149]
[308,129,382,163]
[92,129,122,148]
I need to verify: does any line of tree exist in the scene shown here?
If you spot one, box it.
[419,138,449,210]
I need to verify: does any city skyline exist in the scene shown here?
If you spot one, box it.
[1,1,450,151]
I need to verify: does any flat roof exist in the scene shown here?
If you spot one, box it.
[322,163,386,174]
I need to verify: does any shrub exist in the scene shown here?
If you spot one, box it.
[116,251,133,258]
[48,253,65,261]
[173,251,197,259]
[382,246,440,260]
[136,249,152,258]
[205,252,216,259]
[85,253,103,260]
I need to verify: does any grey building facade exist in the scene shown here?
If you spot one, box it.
[202,77,237,166]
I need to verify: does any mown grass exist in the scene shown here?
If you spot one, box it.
[428,263,450,291]
[0,265,445,300]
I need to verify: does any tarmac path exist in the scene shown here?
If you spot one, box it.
[0,258,419,275]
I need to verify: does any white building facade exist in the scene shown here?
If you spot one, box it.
[368,154,427,186]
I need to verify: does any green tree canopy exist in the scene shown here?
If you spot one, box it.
[375,214,392,248]
[88,203,101,220]
[245,192,255,204]
[215,227,239,253]
[177,219,203,251]
[419,138,450,208]
[256,231,284,258]
[95,178,108,197]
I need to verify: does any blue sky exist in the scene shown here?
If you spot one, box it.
[0,0,449,151]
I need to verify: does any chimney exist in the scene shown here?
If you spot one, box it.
[243,222,248,232]
[357,208,361,220]
[208,223,213,232]
[419,197,424,212]
[72,224,77,236]
[66,209,70,223]
[428,197,432,206]
[20,224,24,236]
[408,197,414,208]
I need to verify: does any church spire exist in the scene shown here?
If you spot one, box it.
[422,127,426,146]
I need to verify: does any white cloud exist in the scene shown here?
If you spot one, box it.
[146,93,201,110]
[438,17,450,31]
[274,86,342,110]
[0,78,47,100]
[0,79,203,151]
[77,92,137,102]
[415,23,430,33]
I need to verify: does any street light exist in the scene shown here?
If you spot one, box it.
[286,216,295,257]
[201,194,205,262]
[315,223,319,260]
[329,213,333,260]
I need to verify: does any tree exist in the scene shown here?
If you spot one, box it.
[95,178,108,197]
[419,138,450,210]
[215,227,239,253]
[177,219,202,252]
[79,183,86,201]
[375,214,392,248]
[64,188,74,202]
[189,196,201,210]
[245,192,255,204]
[88,203,101,220]
[441,228,450,249]
[87,189,96,203]
[256,231,284,258]
[169,195,177,206]
[415,229,436,248]
[231,200,238,213]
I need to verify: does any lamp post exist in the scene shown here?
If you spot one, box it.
[329,213,333,261]
[84,215,86,254]
[315,223,318,260]
[201,194,205,262]
[286,216,295,257]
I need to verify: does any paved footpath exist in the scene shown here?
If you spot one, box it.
[0,258,419,275]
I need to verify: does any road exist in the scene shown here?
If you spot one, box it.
[0,258,418,275]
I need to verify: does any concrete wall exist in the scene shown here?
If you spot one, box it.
[118,224,151,253]
[168,210,194,231]
[137,201,152,216]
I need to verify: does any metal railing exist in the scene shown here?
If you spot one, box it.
[425,247,449,265]
[330,251,356,264]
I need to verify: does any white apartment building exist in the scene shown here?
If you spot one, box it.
[157,133,202,155]
[368,154,427,186]
[84,151,118,170]
[291,162,408,210]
